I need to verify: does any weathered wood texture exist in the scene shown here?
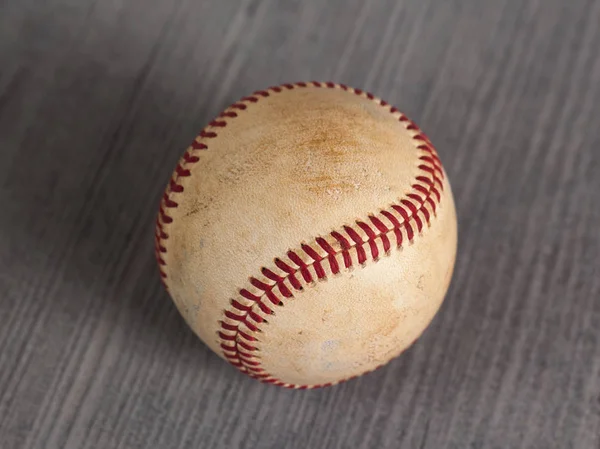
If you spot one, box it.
[1,1,599,448]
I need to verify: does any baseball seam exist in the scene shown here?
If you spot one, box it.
[155,81,445,389]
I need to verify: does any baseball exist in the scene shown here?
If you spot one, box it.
[155,82,457,389]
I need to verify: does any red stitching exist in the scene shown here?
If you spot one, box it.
[224,310,244,321]
[249,277,271,291]
[238,341,256,352]
[221,322,238,332]
[316,237,340,274]
[240,289,260,301]
[242,319,259,332]
[344,225,367,264]
[301,243,327,279]
[230,299,251,312]
[163,194,178,208]
[238,330,255,342]
[278,282,293,298]
[191,141,208,150]
[331,231,352,269]
[261,267,283,282]
[380,210,403,247]
[159,207,173,224]
[175,165,191,177]
[183,152,200,163]
[237,350,255,359]
[288,250,313,283]
[256,299,274,314]
[413,184,429,196]
[400,199,421,231]
[155,81,445,389]
[168,180,183,193]
[356,221,379,260]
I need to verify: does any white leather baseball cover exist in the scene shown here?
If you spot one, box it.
[155,82,457,389]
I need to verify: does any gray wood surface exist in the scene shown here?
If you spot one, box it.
[1,1,600,448]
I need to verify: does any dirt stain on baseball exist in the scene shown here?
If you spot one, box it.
[296,126,368,197]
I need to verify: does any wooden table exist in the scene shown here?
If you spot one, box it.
[1,1,599,447]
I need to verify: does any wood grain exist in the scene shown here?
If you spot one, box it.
[1,0,599,448]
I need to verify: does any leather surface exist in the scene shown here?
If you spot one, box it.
[258,173,456,386]
[161,85,457,385]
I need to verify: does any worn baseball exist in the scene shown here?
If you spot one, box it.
[155,82,457,389]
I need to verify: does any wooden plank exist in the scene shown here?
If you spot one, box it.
[1,0,599,447]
